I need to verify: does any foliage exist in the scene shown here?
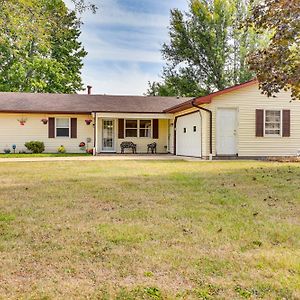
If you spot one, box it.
[246,0,300,100]
[71,0,97,14]
[0,0,87,93]
[147,0,263,97]
[58,145,66,153]
[3,148,11,154]
[25,141,45,153]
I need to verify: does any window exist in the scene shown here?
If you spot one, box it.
[125,120,152,138]
[125,120,138,137]
[139,120,152,138]
[56,118,70,137]
[265,110,281,136]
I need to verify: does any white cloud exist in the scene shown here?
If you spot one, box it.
[80,63,160,95]
[63,0,189,94]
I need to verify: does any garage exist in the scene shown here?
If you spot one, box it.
[176,111,202,157]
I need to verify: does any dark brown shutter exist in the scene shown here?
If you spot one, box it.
[256,109,264,137]
[71,118,77,139]
[118,119,124,139]
[282,110,290,137]
[153,119,159,139]
[48,117,55,138]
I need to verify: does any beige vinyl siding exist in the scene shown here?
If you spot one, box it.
[97,118,169,153]
[173,84,298,157]
[0,113,94,153]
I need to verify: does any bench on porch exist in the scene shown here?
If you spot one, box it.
[120,141,137,154]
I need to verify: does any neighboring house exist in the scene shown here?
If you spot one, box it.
[0,80,298,158]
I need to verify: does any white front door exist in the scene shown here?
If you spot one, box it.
[176,112,202,157]
[102,119,115,152]
[216,108,238,155]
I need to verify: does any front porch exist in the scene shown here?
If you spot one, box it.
[94,112,174,154]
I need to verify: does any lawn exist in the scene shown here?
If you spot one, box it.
[0,160,299,299]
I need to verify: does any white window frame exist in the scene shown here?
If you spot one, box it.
[139,119,152,138]
[55,117,71,138]
[125,119,152,138]
[264,110,282,137]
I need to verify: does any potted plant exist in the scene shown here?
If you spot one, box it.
[41,118,48,125]
[58,145,66,153]
[85,119,93,125]
[18,117,27,126]
[79,142,86,151]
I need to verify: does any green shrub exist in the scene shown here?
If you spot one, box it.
[24,141,45,153]
[58,145,66,153]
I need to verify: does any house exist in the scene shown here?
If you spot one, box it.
[0,80,298,158]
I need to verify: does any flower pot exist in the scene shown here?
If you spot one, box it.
[41,119,48,125]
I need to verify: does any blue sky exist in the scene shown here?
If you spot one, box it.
[65,0,188,95]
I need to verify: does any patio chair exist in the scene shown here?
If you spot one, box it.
[147,142,157,154]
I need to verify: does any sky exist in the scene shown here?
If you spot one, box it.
[64,0,188,95]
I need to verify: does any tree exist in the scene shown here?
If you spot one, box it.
[147,0,262,97]
[71,0,97,13]
[246,0,300,100]
[0,0,90,93]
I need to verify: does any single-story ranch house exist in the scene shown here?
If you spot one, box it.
[0,80,298,158]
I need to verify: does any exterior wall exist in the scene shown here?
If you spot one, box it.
[173,84,299,157]
[97,117,170,154]
[0,113,94,153]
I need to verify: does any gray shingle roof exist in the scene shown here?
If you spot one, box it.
[0,92,191,114]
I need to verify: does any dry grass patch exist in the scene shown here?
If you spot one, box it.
[0,160,299,299]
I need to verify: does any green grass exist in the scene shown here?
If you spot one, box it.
[0,160,299,299]
[0,153,92,158]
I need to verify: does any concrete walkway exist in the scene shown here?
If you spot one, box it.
[0,154,204,163]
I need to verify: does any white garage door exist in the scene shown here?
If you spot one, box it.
[176,112,202,157]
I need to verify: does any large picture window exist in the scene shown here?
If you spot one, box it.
[56,118,70,137]
[125,120,152,138]
[265,110,281,136]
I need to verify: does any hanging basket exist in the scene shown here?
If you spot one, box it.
[18,118,27,126]
[41,118,48,125]
[85,119,93,125]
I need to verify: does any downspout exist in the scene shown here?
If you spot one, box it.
[191,99,213,160]
[93,112,97,156]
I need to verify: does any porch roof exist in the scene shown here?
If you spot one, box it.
[0,92,191,114]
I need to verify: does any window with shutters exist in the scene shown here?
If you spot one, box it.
[125,120,152,138]
[125,120,138,137]
[56,118,70,137]
[139,120,152,138]
[264,110,281,136]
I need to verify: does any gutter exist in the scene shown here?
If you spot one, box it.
[191,99,213,160]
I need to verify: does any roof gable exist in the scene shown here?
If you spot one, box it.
[165,80,258,113]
